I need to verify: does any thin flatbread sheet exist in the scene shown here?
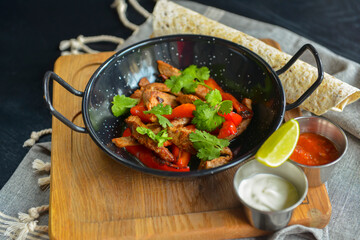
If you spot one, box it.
[152,0,360,115]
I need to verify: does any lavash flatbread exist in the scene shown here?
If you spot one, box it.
[152,0,360,115]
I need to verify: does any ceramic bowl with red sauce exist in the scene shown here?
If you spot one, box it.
[289,116,348,187]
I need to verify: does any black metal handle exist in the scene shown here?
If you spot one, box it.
[43,71,87,133]
[276,44,324,111]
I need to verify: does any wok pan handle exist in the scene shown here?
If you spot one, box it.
[276,44,324,111]
[43,71,87,133]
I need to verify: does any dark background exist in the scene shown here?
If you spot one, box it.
[0,0,359,189]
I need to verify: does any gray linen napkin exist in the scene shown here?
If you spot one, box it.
[1,1,360,239]
[0,143,50,240]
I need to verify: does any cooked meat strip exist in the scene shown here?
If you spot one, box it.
[146,114,159,123]
[198,147,233,169]
[157,60,181,77]
[112,136,139,148]
[241,98,252,108]
[194,85,211,100]
[129,78,151,99]
[159,74,169,80]
[167,126,197,155]
[144,82,172,92]
[239,98,253,119]
[130,89,143,99]
[126,115,175,162]
[139,77,150,87]
[224,98,253,141]
[142,89,179,110]
[176,94,200,104]
[131,81,177,105]
[145,82,183,97]
[146,123,162,134]
[230,119,251,139]
[170,117,191,127]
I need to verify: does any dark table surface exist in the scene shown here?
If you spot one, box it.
[1,0,359,189]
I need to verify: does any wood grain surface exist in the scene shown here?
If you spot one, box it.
[49,41,331,239]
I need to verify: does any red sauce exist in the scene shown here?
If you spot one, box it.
[290,132,339,166]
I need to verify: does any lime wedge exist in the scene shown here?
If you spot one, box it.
[255,119,300,167]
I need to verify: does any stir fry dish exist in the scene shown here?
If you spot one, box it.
[111,60,253,172]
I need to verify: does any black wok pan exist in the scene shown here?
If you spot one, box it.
[44,35,323,177]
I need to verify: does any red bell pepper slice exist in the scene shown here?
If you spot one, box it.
[221,92,243,113]
[185,124,196,131]
[204,78,223,91]
[219,112,243,127]
[130,102,154,123]
[119,128,190,172]
[164,103,196,120]
[218,121,237,139]
[171,145,191,168]
[222,93,253,119]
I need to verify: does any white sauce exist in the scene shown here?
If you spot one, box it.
[238,173,299,212]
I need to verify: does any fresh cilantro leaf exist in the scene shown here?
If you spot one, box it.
[191,90,234,131]
[182,65,197,76]
[197,147,220,161]
[156,115,173,128]
[165,76,181,93]
[136,127,172,147]
[189,130,230,161]
[218,100,233,115]
[143,103,173,128]
[181,75,198,93]
[136,126,156,139]
[191,100,224,132]
[205,89,222,107]
[156,130,172,147]
[196,66,210,81]
[182,65,210,82]
[165,65,210,94]
[169,73,198,94]
[193,99,206,108]
[165,74,195,94]
[144,103,172,115]
[164,76,177,92]
[111,95,138,117]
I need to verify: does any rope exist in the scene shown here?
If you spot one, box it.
[4,221,38,240]
[129,0,151,18]
[18,206,49,223]
[60,0,153,55]
[4,205,49,240]
[59,35,125,55]
[32,159,51,173]
[38,176,51,191]
[23,129,52,147]
[111,0,139,31]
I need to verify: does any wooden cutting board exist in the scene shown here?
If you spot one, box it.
[49,44,331,239]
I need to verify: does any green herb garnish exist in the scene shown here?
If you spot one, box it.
[136,127,172,147]
[192,100,225,132]
[111,95,138,117]
[143,103,173,128]
[189,130,230,161]
[165,65,211,94]
[205,88,223,107]
[191,89,232,131]
[182,65,210,82]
